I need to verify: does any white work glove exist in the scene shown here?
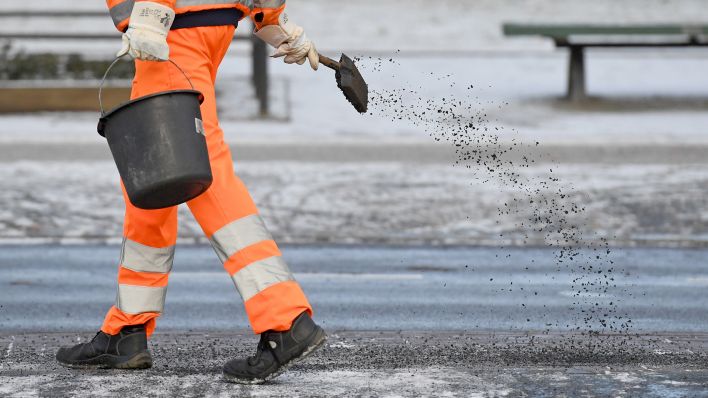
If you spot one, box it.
[117,1,174,61]
[254,13,319,70]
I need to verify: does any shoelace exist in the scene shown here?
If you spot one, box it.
[247,334,272,366]
[84,331,106,355]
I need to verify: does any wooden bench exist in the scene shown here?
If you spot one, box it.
[0,10,271,115]
[503,24,708,101]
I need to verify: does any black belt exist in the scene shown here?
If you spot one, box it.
[171,8,243,30]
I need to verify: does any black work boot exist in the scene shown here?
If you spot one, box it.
[56,325,152,369]
[223,312,326,384]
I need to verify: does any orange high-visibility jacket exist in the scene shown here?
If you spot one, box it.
[107,0,285,32]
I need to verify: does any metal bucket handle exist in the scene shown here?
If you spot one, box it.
[98,55,196,115]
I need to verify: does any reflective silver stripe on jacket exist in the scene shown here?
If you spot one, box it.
[175,0,253,8]
[231,256,294,301]
[209,214,274,263]
[120,238,175,274]
[253,0,285,8]
[116,285,167,314]
[109,0,135,26]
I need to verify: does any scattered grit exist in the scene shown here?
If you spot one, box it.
[356,54,646,357]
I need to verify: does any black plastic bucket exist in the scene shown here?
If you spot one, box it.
[97,58,212,210]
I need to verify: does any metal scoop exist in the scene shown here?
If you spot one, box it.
[318,53,369,113]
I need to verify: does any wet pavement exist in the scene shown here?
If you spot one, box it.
[1,245,708,333]
[1,245,707,396]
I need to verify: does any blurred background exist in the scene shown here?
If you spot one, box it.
[0,0,707,348]
[1,0,708,395]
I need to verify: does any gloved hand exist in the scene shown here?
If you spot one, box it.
[255,13,319,70]
[117,1,174,61]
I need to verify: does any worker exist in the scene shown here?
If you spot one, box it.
[55,0,326,384]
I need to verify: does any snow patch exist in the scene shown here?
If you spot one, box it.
[609,371,645,383]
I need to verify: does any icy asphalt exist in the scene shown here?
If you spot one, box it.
[1,245,707,396]
[1,331,707,397]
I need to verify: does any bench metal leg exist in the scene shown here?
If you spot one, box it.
[567,45,586,101]
[251,36,269,117]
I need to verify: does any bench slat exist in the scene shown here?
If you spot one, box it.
[503,24,708,38]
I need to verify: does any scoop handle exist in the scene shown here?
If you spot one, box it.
[318,54,340,71]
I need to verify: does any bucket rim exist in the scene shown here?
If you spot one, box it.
[98,89,204,137]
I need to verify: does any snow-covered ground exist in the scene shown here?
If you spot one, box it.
[1,156,706,246]
[0,0,706,143]
[0,53,707,144]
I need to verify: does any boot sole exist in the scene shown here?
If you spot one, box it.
[57,351,153,370]
[223,328,327,385]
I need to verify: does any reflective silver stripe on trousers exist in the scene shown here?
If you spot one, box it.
[231,256,294,301]
[116,285,167,314]
[120,238,175,274]
[209,214,274,263]
[109,0,135,26]
[254,0,285,8]
[176,0,253,8]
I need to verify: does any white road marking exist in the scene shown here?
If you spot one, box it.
[558,291,612,298]
[686,276,708,286]
[170,272,424,281]
[296,273,425,281]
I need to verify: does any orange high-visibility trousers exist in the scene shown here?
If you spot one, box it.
[101,25,312,338]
